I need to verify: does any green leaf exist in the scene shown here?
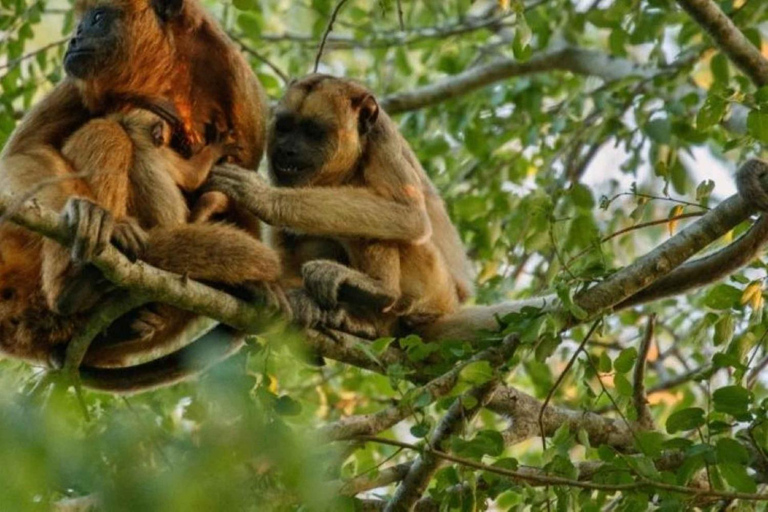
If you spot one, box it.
[636,431,664,457]
[703,284,742,310]
[710,53,730,84]
[714,313,734,346]
[410,422,430,438]
[614,347,638,373]
[458,361,494,386]
[598,352,612,373]
[747,110,768,143]
[713,385,751,417]
[666,407,705,434]
[570,183,596,209]
[716,438,749,465]
[696,97,727,130]
[644,118,672,144]
[613,373,633,397]
[720,462,757,493]
[274,395,302,416]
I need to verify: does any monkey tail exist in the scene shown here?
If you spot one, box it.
[417,296,557,342]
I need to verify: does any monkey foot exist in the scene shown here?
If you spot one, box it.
[287,288,378,339]
[302,260,397,312]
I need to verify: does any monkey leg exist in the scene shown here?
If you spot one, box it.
[143,223,281,285]
[84,224,283,367]
[301,260,399,313]
[189,191,231,223]
[43,120,149,315]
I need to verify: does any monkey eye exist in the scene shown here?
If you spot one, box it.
[275,116,294,134]
[92,8,106,24]
[302,121,324,141]
[1,288,16,301]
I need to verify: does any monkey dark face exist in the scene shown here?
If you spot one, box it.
[267,75,381,188]
[267,109,335,187]
[65,0,184,81]
[64,6,123,79]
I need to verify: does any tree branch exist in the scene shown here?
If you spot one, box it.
[633,314,656,429]
[422,159,768,343]
[386,382,502,512]
[319,334,519,441]
[358,436,768,502]
[0,195,268,336]
[677,0,768,86]
[380,47,656,114]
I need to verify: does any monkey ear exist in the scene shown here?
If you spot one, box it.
[354,94,380,135]
[152,0,184,22]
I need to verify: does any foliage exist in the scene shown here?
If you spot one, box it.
[2,0,768,510]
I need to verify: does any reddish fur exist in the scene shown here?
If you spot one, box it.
[0,0,272,368]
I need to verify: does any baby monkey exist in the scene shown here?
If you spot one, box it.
[106,108,235,228]
[208,74,474,337]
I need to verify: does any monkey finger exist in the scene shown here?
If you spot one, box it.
[95,208,115,257]
[72,199,95,263]
[202,175,238,196]
[112,220,148,261]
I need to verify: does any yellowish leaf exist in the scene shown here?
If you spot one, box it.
[268,374,278,393]
[741,281,762,306]
[668,205,684,236]
[478,261,499,284]
[498,0,511,10]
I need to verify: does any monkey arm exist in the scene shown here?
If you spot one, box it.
[208,164,432,242]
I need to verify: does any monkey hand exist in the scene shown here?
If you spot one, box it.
[205,163,270,214]
[238,281,292,319]
[62,197,114,264]
[112,217,148,261]
[62,198,148,264]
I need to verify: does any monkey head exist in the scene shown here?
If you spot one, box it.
[65,0,183,83]
[267,74,380,187]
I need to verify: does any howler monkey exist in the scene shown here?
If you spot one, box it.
[208,75,475,337]
[0,0,277,370]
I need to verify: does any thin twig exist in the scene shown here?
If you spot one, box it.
[0,38,67,72]
[538,320,602,451]
[567,212,706,266]
[633,314,656,429]
[396,0,405,30]
[230,33,289,83]
[385,382,501,512]
[313,0,351,73]
[357,436,768,501]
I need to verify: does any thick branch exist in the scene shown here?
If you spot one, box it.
[677,0,768,86]
[0,194,267,335]
[617,215,768,308]
[380,47,654,114]
[423,159,768,343]
[305,329,638,451]
[386,382,501,512]
[319,335,519,441]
